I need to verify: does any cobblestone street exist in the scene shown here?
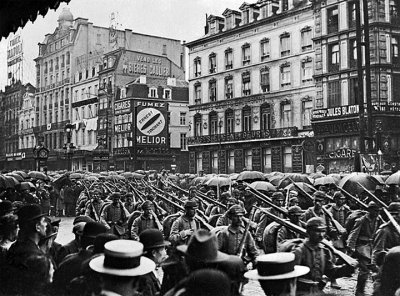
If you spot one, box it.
[55,217,373,296]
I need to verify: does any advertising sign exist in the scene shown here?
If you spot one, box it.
[122,52,171,78]
[312,105,359,119]
[134,100,168,146]
[360,154,379,173]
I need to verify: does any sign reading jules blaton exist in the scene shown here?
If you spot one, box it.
[134,100,168,147]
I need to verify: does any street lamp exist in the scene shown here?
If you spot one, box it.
[64,123,75,171]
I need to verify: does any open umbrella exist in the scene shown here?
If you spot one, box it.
[4,176,20,188]
[284,182,316,193]
[385,171,400,185]
[309,172,326,180]
[229,173,239,181]
[135,170,146,175]
[190,176,207,186]
[70,173,84,180]
[17,181,36,191]
[249,181,276,192]
[204,176,231,187]
[5,173,24,182]
[13,171,30,179]
[338,172,379,195]
[278,174,312,188]
[85,176,99,182]
[28,171,49,181]
[236,170,264,181]
[314,176,338,187]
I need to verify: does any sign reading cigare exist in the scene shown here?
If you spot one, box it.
[134,100,168,146]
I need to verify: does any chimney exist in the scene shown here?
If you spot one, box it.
[167,77,176,86]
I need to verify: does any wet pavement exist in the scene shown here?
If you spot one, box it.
[55,217,373,296]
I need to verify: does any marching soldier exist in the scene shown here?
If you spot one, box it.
[293,217,354,295]
[131,200,163,241]
[276,206,305,251]
[84,189,104,221]
[169,200,199,245]
[100,193,127,237]
[372,202,400,266]
[347,201,381,296]
[217,205,258,264]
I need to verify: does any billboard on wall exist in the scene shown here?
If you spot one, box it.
[7,32,23,83]
[133,99,168,146]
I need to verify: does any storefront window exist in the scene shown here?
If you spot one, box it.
[263,148,271,173]
[212,151,218,174]
[196,153,203,173]
[228,150,235,173]
[283,147,292,172]
[244,149,252,170]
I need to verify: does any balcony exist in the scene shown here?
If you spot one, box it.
[188,127,298,145]
[328,63,340,72]
[195,72,201,78]
[243,89,251,96]
[209,67,216,74]
[226,92,233,99]
[225,63,233,70]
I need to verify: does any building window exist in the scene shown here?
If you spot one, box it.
[149,87,158,98]
[260,103,271,130]
[260,38,270,61]
[209,53,217,73]
[242,71,251,96]
[225,109,234,134]
[163,44,167,55]
[349,77,359,105]
[392,36,400,64]
[281,103,292,128]
[209,113,218,135]
[328,43,340,72]
[280,64,291,87]
[301,59,313,82]
[209,21,216,34]
[327,6,339,34]
[242,9,249,24]
[194,57,201,77]
[196,152,203,173]
[260,67,270,92]
[66,52,70,64]
[328,80,341,107]
[209,79,217,102]
[244,149,252,170]
[242,106,252,131]
[301,28,312,51]
[280,33,291,57]
[302,100,313,127]
[164,88,171,99]
[225,48,233,69]
[225,76,233,99]
[393,74,400,102]
[349,39,357,68]
[180,112,186,125]
[242,43,251,66]
[283,147,292,172]
[194,115,202,137]
[227,150,235,173]
[194,83,202,104]
[180,133,187,150]
[348,1,357,28]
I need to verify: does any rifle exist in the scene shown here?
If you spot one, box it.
[337,187,368,209]
[81,182,100,222]
[236,206,256,261]
[355,181,400,236]
[256,207,358,268]
[244,183,288,216]
[285,188,290,209]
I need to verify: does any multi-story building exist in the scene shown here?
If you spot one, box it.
[97,48,188,172]
[311,0,400,173]
[0,80,35,170]
[186,0,316,174]
[34,8,186,171]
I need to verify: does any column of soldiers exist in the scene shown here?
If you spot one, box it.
[1,174,400,296]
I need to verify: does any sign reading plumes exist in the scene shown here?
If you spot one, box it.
[134,100,168,146]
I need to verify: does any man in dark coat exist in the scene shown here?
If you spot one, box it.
[138,229,170,296]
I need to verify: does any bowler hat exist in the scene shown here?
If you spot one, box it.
[82,221,108,238]
[183,269,232,296]
[17,204,45,224]
[177,229,229,263]
[89,240,155,277]
[73,215,94,225]
[184,200,198,209]
[288,206,303,216]
[139,229,171,251]
[388,202,400,213]
[0,200,15,216]
[306,217,327,231]
[244,253,309,280]
[313,191,326,201]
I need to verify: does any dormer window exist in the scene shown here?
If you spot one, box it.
[103,59,107,70]
[209,53,217,73]
[210,21,216,34]
[243,9,249,24]
[164,88,171,100]
[149,87,158,98]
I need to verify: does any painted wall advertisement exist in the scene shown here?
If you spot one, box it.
[134,99,168,146]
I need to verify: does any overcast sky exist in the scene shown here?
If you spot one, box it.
[0,0,246,90]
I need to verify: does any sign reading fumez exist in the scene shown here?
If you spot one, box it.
[135,100,168,146]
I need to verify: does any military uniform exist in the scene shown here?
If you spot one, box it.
[131,214,160,241]
[169,214,199,245]
[372,222,400,263]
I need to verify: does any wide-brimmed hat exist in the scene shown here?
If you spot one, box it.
[245,253,309,280]
[17,204,46,224]
[177,229,229,263]
[89,240,155,277]
[140,229,171,251]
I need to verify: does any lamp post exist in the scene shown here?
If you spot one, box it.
[64,123,75,171]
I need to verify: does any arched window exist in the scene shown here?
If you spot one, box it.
[209,111,218,135]
[194,113,202,137]
[260,103,271,130]
[242,106,252,132]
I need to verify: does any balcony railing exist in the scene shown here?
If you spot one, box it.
[188,127,298,145]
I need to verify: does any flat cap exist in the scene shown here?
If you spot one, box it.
[306,217,327,231]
